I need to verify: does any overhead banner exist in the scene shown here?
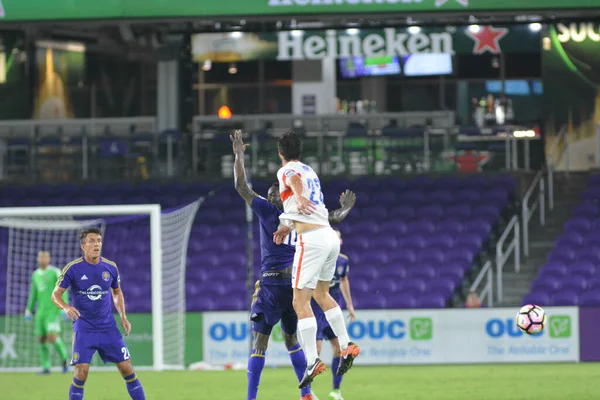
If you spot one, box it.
[192,25,538,62]
[0,0,598,22]
[202,308,579,366]
[543,22,600,171]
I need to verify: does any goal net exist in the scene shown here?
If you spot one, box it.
[0,200,201,372]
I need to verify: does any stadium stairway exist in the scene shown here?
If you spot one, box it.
[499,172,591,306]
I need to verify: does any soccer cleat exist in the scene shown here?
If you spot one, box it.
[299,358,326,389]
[37,369,50,376]
[301,394,314,400]
[328,389,343,400]
[336,342,360,377]
[62,361,69,373]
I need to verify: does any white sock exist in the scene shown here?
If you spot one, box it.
[297,317,319,365]
[324,306,350,350]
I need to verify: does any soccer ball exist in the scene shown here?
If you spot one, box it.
[516,304,547,335]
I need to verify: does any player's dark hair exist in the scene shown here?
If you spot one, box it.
[277,131,303,161]
[80,227,102,244]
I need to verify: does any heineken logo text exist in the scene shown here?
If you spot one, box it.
[277,28,453,60]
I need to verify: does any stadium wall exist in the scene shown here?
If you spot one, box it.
[3,308,600,368]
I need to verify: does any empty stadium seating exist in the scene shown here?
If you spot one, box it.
[523,174,600,307]
[0,174,515,314]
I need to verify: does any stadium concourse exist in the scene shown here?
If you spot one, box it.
[0,174,515,315]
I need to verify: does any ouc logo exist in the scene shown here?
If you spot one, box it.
[209,317,434,342]
[485,316,571,339]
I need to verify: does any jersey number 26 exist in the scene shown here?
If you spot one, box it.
[307,178,324,205]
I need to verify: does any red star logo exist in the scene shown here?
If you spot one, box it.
[466,25,509,54]
[435,0,469,7]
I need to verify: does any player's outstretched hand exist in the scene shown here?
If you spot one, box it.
[347,306,357,322]
[63,305,80,321]
[230,130,249,154]
[121,317,132,336]
[340,189,356,209]
[24,309,32,322]
[273,225,292,245]
[296,195,316,215]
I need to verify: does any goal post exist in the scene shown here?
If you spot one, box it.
[0,202,200,372]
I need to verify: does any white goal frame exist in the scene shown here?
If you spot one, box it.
[0,204,165,371]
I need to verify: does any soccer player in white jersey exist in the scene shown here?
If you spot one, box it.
[274,131,360,389]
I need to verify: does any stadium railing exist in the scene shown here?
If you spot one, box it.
[546,124,569,211]
[522,169,546,257]
[470,260,493,307]
[496,215,520,304]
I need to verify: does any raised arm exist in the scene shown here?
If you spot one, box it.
[112,286,131,336]
[329,190,356,224]
[230,130,257,206]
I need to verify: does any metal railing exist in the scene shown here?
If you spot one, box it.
[546,125,569,210]
[521,170,546,257]
[469,260,493,307]
[496,215,521,304]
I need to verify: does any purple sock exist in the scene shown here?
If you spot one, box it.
[288,343,311,397]
[69,378,85,399]
[332,357,342,389]
[124,373,146,400]
[247,349,266,400]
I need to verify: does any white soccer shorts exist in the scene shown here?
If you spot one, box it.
[292,227,340,290]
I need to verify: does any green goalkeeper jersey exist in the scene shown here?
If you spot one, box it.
[26,266,67,315]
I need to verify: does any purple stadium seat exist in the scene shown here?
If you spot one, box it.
[530,276,561,292]
[387,266,407,280]
[360,252,389,266]
[417,250,445,264]
[406,265,436,280]
[378,191,397,205]
[564,217,592,233]
[388,206,416,220]
[418,205,444,219]
[398,278,427,295]
[408,220,436,235]
[577,247,600,262]
[407,176,434,189]
[571,261,596,278]
[360,207,388,220]
[351,268,379,281]
[387,250,417,264]
[427,234,454,249]
[373,280,398,295]
[401,235,427,249]
[437,220,464,234]
[435,176,462,190]
[446,248,475,264]
[547,247,576,264]
[522,291,551,307]
[416,293,446,308]
[428,191,454,204]
[556,233,584,247]
[355,296,387,309]
[349,221,379,236]
[445,205,472,219]
[428,278,456,298]
[387,294,416,309]
[551,290,580,306]
[539,261,568,276]
[464,220,492,237]
[562,276,587,293]
[351,280,370,295]
[580,290,600,307]
[588,277,600,290]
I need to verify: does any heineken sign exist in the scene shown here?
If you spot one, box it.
[278,29,452,60]
[191,26,539,63]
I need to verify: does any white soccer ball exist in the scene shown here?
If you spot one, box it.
[516,304,547,335]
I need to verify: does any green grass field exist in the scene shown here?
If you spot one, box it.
[2,364,600,399]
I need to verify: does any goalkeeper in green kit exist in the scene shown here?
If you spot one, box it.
[25,251,70,375]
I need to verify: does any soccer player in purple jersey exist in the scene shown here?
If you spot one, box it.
[311,228,355,400]
[231,131,355,400]
[51,228,146,400]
